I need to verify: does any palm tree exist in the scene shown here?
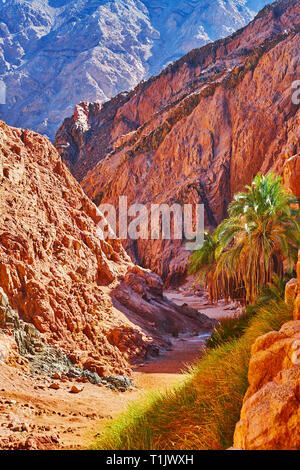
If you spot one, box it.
[188,230,245,303]
[189,173,300,304]
[188,230,220,303]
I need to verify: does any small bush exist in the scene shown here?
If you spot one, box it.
[206,309,254,350]
[207,274,293,350]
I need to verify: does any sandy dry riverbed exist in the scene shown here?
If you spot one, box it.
[0,292,238,450]
[165,290,242,320]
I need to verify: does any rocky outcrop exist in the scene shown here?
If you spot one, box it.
[233,251,300,450]
[0,0,266,139]
[0,334,29,373]
[283,154,300,198]
[233,321,300,450]
[294,252,300,320]
[0,435,60,451]
[285,250,300,321]
[55,0,300,282]
[0,120,214,377]
[285,277,298,311]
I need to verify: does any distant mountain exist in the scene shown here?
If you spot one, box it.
[0,0,269,138]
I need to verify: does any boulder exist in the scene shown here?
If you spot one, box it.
[233,321,300,450]
[294,252,300,320]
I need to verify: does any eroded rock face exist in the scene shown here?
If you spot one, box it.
[55,0,300,282]
[0,334,29,373]
[285,278,298,310]
[283,154,300,198]
[233,320,300,450]
[0,120,214,377]
[295,252,300,320]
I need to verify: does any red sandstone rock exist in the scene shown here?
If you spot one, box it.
[0,434,60,451]
[69,385,83,394]
[55,0,300,282]
[234,320,300,450]
[52,373,61,380]
[49,383,60,390]
[0,332,29,372]
[234,263,300,449]
[294,251,300,320]
[283,154,300,198]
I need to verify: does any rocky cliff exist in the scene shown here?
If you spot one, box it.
[295,252,300,320]
[233,320,300,449]
[233,253,300,450]
[0,120,214,378]
[55,0,300,283]
[0,0,267,139]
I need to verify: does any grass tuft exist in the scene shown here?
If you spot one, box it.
[206,309,254,350]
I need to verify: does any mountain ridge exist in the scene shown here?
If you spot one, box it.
[0,0,269,138]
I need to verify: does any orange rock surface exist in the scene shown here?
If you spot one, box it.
[0,333,29,372]
[294,251,300,320]
[234,321,300,450]
[55,0,300,282]
[233,255,300,450]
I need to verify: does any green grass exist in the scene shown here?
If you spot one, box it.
[206,309,255,350]
[206,276,290,350]
[92,299,292,450]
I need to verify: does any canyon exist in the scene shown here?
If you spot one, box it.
[55,0,300,283]
[0,118,217,449]
[0,0,299,452]
[0,119,214,378]
[0,0,268,139]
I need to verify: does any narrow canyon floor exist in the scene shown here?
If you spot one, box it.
[0,292,240,450]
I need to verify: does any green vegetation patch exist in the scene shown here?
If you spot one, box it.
[92,298,292,451]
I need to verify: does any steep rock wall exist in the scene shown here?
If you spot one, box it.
[233,320,300,450]
[55,0,300,282]
[233,252,300,450]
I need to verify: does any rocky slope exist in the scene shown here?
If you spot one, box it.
[0,120,214,380]
[233,251,300,450]
[55,0,300,283]
[0,0,268,139]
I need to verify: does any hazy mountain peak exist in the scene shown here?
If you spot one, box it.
[0,0,269,137]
